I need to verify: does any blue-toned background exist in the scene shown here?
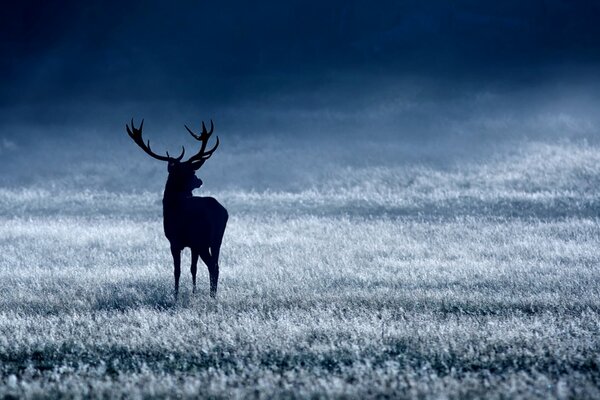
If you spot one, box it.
[1,1,599,193]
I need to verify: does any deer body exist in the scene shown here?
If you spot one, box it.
[163,196,227,250]
[127,119,227,298]
[163,194,228,297]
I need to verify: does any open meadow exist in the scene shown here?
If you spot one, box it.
[0,137,599,398]
[4,0,600,397]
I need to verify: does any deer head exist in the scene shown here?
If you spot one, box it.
[126,119,220,195]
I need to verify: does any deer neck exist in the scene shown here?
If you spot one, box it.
[162,180,192,208]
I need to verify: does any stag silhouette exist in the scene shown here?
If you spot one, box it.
[126,119,228,298]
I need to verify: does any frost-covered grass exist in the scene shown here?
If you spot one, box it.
[0,140,600,398]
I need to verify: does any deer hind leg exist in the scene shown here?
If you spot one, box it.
[191,250,199,293]
[210,240,222,298]
[171,246,181,299]
[199,247,218,298]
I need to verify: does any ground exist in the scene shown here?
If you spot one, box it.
[0,140,599,398]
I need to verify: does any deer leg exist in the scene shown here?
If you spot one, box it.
[191,250,199,293]
[171,246,181,299]
[209,262,219,298]
[199,248,218,298]
[211,245,221,298]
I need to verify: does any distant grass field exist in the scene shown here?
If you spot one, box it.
[0,141,599,398]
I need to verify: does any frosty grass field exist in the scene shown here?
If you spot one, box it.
[0,139,599,398]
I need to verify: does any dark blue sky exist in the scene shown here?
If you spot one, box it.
[2,0,599,112]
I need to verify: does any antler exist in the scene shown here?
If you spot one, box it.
[126,119,184,162]
[184,120,220,169]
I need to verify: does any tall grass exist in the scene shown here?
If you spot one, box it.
[0,140,599,398]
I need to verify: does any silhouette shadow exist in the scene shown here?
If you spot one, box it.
[92,279,177,311]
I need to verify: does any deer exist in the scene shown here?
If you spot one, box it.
[126,119,228,299]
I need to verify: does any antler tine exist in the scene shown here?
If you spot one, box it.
[166,146,186,161]
[126,118,184,162]
[201,120,214,135]
[200,136,219,158]
[185,119,214,141]
[184,119,219,168]
[184,124,202,140]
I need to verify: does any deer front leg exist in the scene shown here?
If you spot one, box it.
[171,246,181,299]
[191,250,199,293]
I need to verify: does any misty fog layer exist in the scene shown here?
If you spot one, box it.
[1,78,599,194]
